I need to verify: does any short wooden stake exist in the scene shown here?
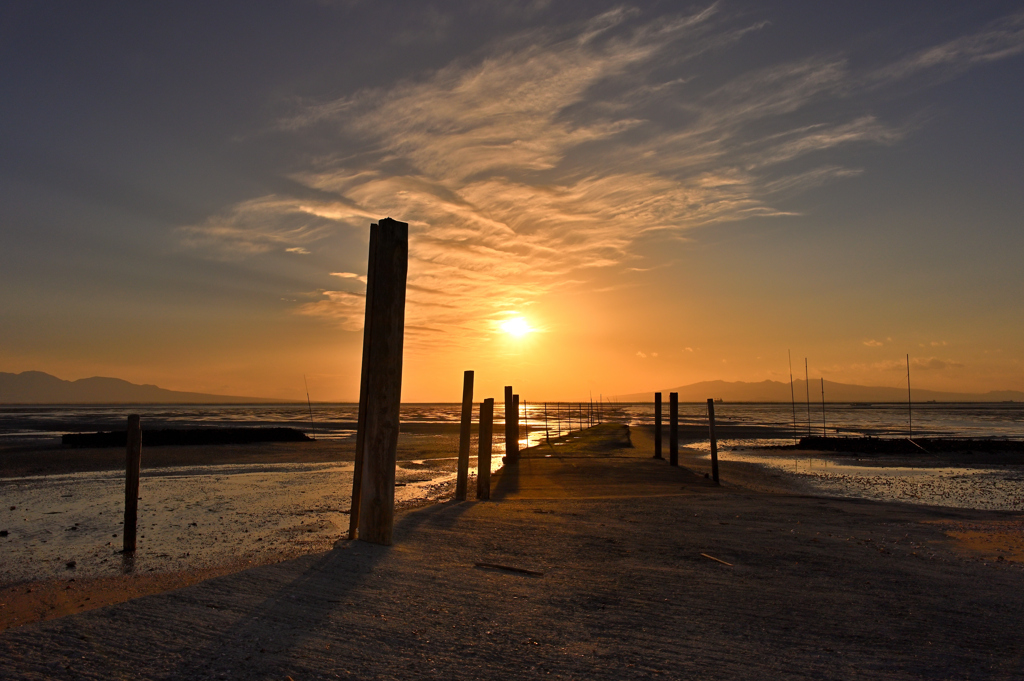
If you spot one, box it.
[477,398,494,500]
[123,414,142,553]
[653,392,663,459]
[543,402,550,443]
[350,218,408,546]
[455,370,474,501]
[511,394,520,462]
[669,392,679,466]
[707,398,720,484]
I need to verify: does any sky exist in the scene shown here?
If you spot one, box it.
[2,1,1023,402]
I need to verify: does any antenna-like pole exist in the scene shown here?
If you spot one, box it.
[907,354,912,438]
[788,350,797,443]
[304,374,316,441]
[805,358,811,437]
[820,377,826,436]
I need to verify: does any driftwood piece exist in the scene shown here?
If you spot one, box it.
[700,553,733,566]
[474,562,544,577]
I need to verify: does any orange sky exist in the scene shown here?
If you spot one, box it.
[2,3,1023,401]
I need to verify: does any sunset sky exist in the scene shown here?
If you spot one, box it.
[2,1,1023,402]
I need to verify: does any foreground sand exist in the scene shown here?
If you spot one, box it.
[2,425,1023,679]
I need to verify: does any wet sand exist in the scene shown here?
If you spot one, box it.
[0,429,478,631]
[2,424,1023,678]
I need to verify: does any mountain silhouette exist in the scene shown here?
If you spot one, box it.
[0,371,287,404]
[616,379,1024,403]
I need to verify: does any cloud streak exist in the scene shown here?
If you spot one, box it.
[181,5,1024,352]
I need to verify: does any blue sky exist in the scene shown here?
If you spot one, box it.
[2,1,1022,400]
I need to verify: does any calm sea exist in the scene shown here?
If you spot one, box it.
[0,401,1020,446]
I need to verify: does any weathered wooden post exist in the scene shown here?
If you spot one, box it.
[653,392,663,459]
[477,398,494,500]
[707,398,720,484]
[523,399,529,449]
[669,392,679,466]
[503,386,517,464]
[348,218,408,545]
[455,370,474,501]
[123,414,142,553]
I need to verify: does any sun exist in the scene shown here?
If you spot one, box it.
[500,317,534,338]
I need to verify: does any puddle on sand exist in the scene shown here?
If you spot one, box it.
[0,457,500,585]
[715,451,1024,511]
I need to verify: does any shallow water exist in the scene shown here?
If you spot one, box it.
[0,455,502,585]
[713,450,1024,511]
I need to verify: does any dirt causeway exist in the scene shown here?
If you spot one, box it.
[1,424,1022,679]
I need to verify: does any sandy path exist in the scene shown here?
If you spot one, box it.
[1,425,1022,679]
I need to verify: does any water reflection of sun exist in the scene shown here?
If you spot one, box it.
[500,317,534,337]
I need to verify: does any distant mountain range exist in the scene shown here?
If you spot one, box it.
[0,371,288,404]
[615,379,1024,403]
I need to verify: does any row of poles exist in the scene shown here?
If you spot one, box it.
[652,392,720,485]
[452,370,606,501]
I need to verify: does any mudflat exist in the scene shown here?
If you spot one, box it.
[1,424,1022,679]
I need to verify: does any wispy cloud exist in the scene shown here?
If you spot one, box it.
[182,6,1024,351]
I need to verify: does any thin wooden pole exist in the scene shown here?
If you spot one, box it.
[477,398,494,501]
[653,392,663,460]
[304,375,316,441]
[455,370,474,501]
[788,350,797,443]
[805,358,811,437]
[669,392,679,467]
[907,354,912,438]
[354,217,408,546]
[123,414,142,553]
[821,378,826,436]
[707,398,719,484]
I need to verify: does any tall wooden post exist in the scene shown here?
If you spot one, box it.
[348,218,408,546]
[123,414,142,553]
[669,392,679,467]
[523,399,529,449]
[503,386,515,463]
[477,398,494,500]
[707,398,720,484]
[455,370,474,501]
[653,393,663,459]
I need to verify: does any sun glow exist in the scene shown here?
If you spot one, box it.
[500,317,534,337]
